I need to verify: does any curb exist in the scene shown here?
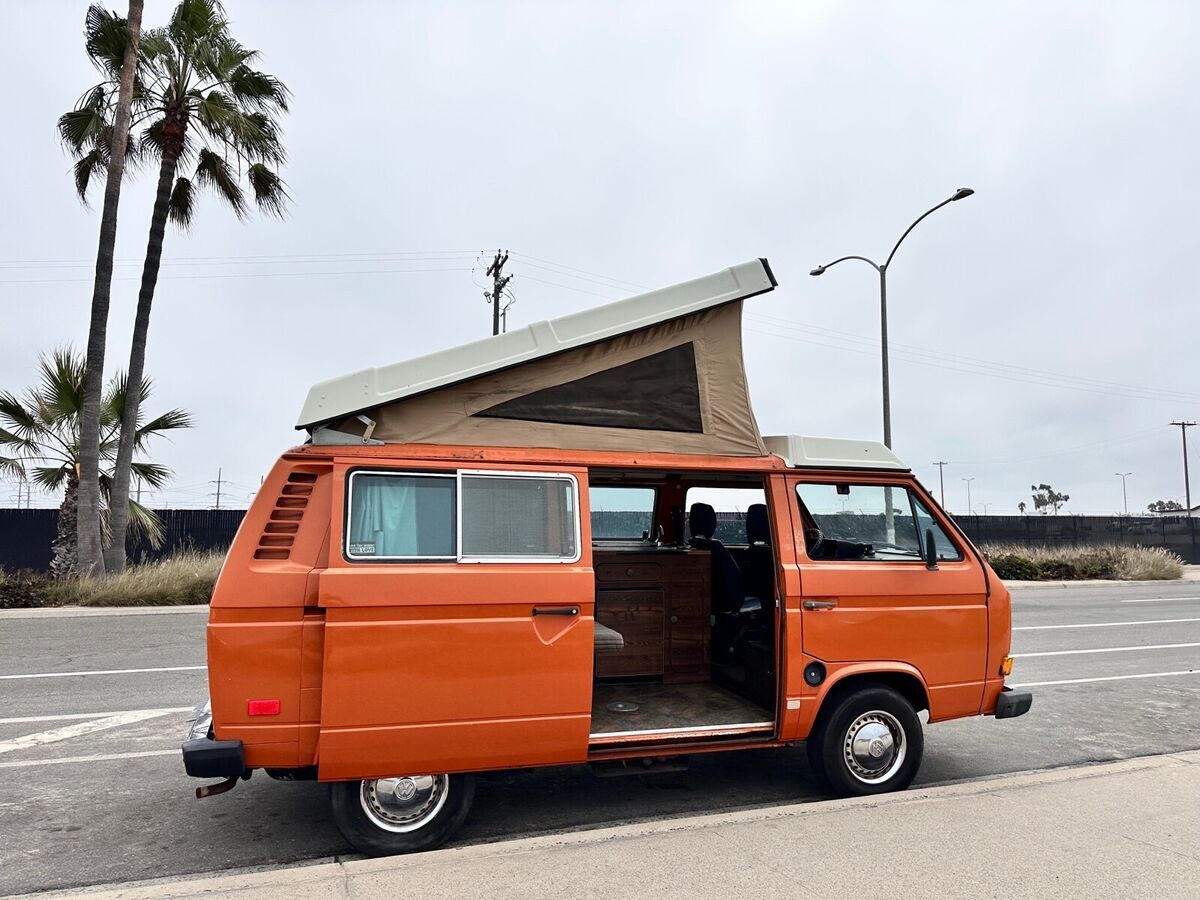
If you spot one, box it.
[0,605,209,619]
[15,750,1200,899]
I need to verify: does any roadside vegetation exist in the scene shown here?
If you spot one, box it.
[982,544,1184,581]
[0,550,222,609]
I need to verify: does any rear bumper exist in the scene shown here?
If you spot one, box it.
[994,686,1033,719]
[181,699,245,778]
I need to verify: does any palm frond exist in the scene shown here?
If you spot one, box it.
[0,424,39,455]
[226,111,285,163]
[127,499,167,549]
[169,176,195,228]
[246,163,289,219]
[169,0,228,53]
[138,27,173,64]
[0,392,42,438]
[84,4,131,79]
[38,349,87,423]
[130,461,172,489]
[0,453,25,480]
[72,148,107,204]
[32,465,72,490]
[194,147,245,217]
[57,97,108,155]
[194,89,237,135]
[135,409,193,449]
[227,65,289,112]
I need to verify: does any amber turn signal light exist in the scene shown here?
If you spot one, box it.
[1000,656,1014,677]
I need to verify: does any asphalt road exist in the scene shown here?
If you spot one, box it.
[2,582,1199,896]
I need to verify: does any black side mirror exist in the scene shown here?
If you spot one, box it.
[924,528,939,570]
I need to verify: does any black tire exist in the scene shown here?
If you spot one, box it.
[330,773,474,856]
[806,685,923,798]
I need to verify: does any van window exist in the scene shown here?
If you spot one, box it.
[795,483,923,562]
[911,495,964,561]
[590,486,656,539]
[346,472,456,559]
[461,474,579,561]
[685,487,767,545]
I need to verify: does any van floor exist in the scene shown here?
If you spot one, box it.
[589,681,772,741]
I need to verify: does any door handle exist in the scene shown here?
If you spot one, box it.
[802,600,838,610]
[532,606,580,616]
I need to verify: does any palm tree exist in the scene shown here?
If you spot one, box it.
[60,0,289,573]
[60,2,144,577]
[0,349,191,576]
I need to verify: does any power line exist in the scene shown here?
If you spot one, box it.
[0,266,473,286]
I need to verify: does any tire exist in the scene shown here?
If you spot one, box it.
[806,685,923,798]
[330,773,474,856]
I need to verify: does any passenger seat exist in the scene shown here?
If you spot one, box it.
[742,504,775,637]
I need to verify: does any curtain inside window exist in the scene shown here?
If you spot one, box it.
[348,474,455,557]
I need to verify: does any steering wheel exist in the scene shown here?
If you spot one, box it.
[804,528,825,560]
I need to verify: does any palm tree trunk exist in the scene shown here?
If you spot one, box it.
[52,474,81,578]
[104,138,180,574]
[77,0,143,577]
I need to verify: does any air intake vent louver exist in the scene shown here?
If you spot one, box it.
[253,471,316,560]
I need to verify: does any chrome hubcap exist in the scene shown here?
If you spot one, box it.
[843,710,906,784]
[360,775,449,833]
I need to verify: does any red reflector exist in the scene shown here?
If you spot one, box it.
[247,699,281,716]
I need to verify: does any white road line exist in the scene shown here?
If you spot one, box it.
[0,749,179,769]
[1014,618,1200,631]
[1015,641,1200,658]
[0,665,206,680]
[0,706,191,725]
[1010,669,1199,688]
[0,709,183,755]
[1121,597,1200,603]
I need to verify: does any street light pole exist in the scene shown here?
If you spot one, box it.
[932,461,948,507]
[811,187,974,449]
[1115,472,1132,516]
[962,477,975,515]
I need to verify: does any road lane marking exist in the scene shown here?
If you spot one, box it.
[1011,669,1199,687]
[0,709,184,755]
[0,749,179,769]
[1120,597,1200,603]
[1015,642,1200,658]
[0,706,191,725]
[1014,618,1200,631]
[0,665,206,680]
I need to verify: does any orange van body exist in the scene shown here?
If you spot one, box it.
[204,441,1015,779]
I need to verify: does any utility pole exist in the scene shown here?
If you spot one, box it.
[211,467,224,510]
[1170,422,1195,517]
[932,461,948,507]
[485,249,511,336]
[1115,472,1132,516]
[962,477,975,516]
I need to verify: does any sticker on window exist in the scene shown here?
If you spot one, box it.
[348,541,377,556]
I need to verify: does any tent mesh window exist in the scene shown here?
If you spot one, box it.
[461,475,577,559]
[474,343,703,432]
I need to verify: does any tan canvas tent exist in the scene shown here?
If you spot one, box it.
[297,259,777,456]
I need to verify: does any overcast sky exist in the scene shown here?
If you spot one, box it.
[4,1,1199,515]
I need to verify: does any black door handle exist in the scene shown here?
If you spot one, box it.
[532,606,580,616]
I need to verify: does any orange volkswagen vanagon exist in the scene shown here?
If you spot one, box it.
[182,258,1030,855]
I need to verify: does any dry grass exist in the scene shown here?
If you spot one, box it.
[981,543,1184,581]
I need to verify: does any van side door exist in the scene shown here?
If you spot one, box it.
[316,463,595,780]
[788,475,988,721]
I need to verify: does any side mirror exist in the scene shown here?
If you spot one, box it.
[924,528,939,570]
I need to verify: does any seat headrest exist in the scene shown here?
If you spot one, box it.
[688,502,717,541]
[746,503,769,544]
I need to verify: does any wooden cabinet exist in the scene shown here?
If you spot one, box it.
[593,551,710,683]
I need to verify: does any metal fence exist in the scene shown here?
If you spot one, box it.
[2,508,1197,572]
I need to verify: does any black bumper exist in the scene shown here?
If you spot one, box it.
[994,687,1033,719]
[182,737,246,778]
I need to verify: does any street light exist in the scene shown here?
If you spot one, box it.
[962,477,975,515]
[810,187,975,449]
[1115,472,1132,516]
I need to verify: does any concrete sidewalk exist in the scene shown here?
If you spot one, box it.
[20,752,1200,900]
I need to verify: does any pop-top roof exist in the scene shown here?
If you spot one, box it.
[297,258,776,430]
[764,435,908,470]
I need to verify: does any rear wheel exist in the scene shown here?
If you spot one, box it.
[330,773,474,856]
[806,685,923,797]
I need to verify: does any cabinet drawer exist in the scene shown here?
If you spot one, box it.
[596,562,662,584]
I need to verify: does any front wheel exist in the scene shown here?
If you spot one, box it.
[330,773,474,856]
[807,685,923,797]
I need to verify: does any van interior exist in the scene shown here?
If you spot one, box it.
[587,470,778,748]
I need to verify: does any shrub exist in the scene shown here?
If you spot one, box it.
[0,569,63,610]
[980,543,1183,582]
